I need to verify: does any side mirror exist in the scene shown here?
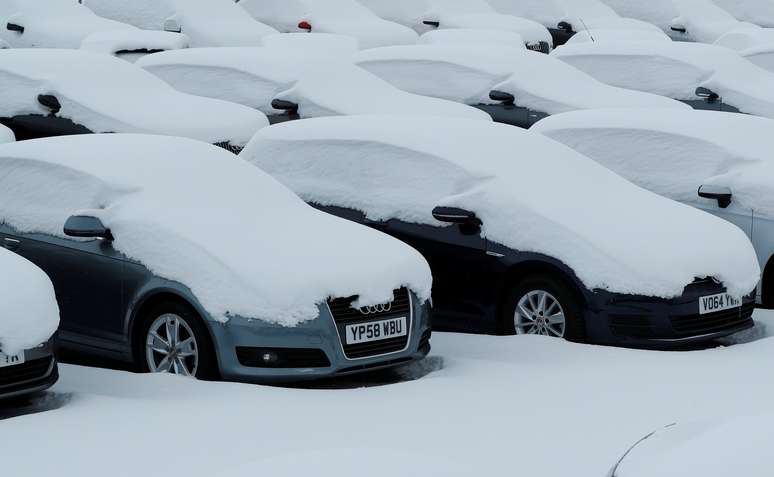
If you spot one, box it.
[423,20,440,28]
[64,215,113,240]
[6,23,24,33]
[298,21,312,31]
[695,87,719,102]
[37,94,61,114]
[432,206,480,225]
[163,19,182,33]
[698,185,732,208]
[489,90,515,105]
[271,99,299,114]
[557,21,573,33]
[670,23,687,33]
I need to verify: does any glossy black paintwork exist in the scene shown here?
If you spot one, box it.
[682,99,741,113]
[473,103,550,128]
[0,115,93,141]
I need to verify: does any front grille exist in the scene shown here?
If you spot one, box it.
[236,347,330,368]
[0,356,53,388]
[328,288,412,359]
[526,41,551,54]
[670,303,754,337]
[213,141,244,155]
[609,315,653,338]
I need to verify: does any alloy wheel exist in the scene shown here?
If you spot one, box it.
[514,290,566,337]
[145,313,199,377]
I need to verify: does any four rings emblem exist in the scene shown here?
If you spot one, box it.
[359,302,393,315]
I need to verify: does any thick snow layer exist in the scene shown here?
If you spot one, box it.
[552,41,774,119]
[615,415,774,477]
[566,28,671,45]
[239,0,418,49]
[5,328,774,476]
[533,109,774,220]
[0,248,59,355]
[242,116,759,298]
[0,0,188,53]
[418,28,526,49]
[0,134,432,325]
[261,33,360,55]
[82,0,278,47]
[356,0,551,45]
[0,49,268,146]
[713,0,774,28]
[0,124,13,144]
[355,45,689,113]
[137,47,490,120]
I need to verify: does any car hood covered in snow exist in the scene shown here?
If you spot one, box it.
[0,248,59,355]
[552,41,774,119]
[533,109,774,220]
[354,45,689,114]
[241,116,759,299]
[137,47,491,120]
[82,0,278,47]
[239,0,418,49]
[0,134,432,325]
[0,49,268,146]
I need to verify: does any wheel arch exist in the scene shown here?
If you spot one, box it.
[500,259,588,318]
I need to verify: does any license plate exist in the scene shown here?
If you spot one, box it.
[346,317,407,345]
[0,351,25,368]
[699,292,741,315]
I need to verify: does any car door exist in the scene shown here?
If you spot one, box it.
[0,224,126,355]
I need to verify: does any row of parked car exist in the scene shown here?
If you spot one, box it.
[1,0,773,402]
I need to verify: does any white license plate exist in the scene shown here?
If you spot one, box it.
[346,317,407,345]
[699,292,741,315]
[0,351,25,368]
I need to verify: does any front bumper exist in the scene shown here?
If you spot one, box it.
[0,340,59,401]
[584,281,756,348]
[207,294,432,384]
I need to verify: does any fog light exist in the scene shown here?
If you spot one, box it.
[261,351,279,365]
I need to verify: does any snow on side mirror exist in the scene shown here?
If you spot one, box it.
[489,90,515,105]
[37,95,61,114]
[432,207,481,225]
[557,21,573,33]
[423,20,440,28]
[271,99,299,114]
[698,185,732,209]
[6,23,24,34]
[64,215,113,240]
[695,87,720,102]
[164,19,182,33]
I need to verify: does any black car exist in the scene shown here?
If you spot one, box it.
[241,116,760,348]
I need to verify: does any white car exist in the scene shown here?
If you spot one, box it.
[356,0,553,52]
[487,0,666,44]
[237,0,418,49]
[552,41,774,119]
[240,115,760,347]
[534,108,774,306]
[0,0,188,61]
[0,125,13,144]
[137,47,490,124]
[0,49,267,151]
[0,247,59,400]
[353,45,688,128]
[82,0,278,47]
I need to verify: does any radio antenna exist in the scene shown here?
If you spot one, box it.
[579,17,595,42]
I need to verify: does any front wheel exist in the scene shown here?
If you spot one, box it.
[502,275,585,342]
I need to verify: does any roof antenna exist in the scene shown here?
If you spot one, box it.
[579,17,595,42]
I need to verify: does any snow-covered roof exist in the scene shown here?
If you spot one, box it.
[354,45,688,114]
[0,0,188,53]
[0,248,59,355]
[565,28,671,45]
[261,32,360,55]
[241,115,759,299]
[552,41,774,119]
[598,0,680,34]
[0,49,268,146]
[418,28,526,49]
[0,125,13,144]
[82,0,278,47]
[0,134,432,325]
[533,108,774,220]
[356,0,552,46]
[238,0,418,49]
[137,47,490,120]
[713,0,774,28]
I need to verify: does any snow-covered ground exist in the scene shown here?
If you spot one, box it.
[4,311,773,476]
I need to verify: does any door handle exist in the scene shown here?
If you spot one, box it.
[1,238,20,251]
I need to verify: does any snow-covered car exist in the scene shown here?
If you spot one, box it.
[0,49,268,152]
[261,32,359,56]
[137,47,491,124]
[357,0,553,53]
[241,115,760,347]
[418,28,527,49]
[487,0,667,45]
[564,27,672,45]
[607,416,771,477]
[552,41,774,118]
[0,0,188,61]
[0,248,59,400]
[237,0,418,49]
[0,134,433,382]
[82,0,278,47]
[353,45,689,128]
[712,0,774,28]
[0,124,13,144]
[534,108,774,307]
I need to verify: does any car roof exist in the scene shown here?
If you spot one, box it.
[0,49,268,145]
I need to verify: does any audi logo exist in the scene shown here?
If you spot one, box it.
[359,302,393,315]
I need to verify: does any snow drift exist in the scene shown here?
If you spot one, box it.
[0,125,14,144]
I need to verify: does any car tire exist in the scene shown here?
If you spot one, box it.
[501,274,586,342]
[138,302,219,380]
